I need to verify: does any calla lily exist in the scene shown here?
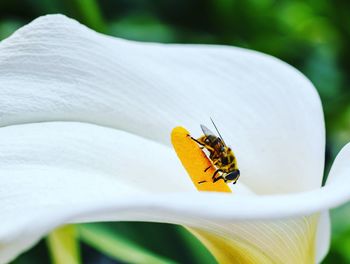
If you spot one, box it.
[1,14,350,264]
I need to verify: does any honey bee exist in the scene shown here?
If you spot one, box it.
[190,119,240,184]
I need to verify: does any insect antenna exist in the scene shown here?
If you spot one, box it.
[210,117,227,146]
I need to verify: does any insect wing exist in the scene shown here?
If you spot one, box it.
[200,124,216,137]
[210,118,227,147]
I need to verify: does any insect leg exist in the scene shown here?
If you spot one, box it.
[204,166,211,172]
[189,136,205,146]
[189,136,216,152]
[211,169,222,180]
[233,176,240,184]
[213,176,225,183]
[204,159,219,172]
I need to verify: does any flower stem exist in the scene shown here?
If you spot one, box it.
[46,225,81,264]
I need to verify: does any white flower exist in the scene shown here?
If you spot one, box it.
[0,14,349,264]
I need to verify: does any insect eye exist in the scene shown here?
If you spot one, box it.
[225,170,240,180]
[205,138,210,143]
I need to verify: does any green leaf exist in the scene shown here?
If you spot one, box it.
[72,0,106,32]
[78,223,177,264]
[46,225,81,264]
[0,20,23,40]
[10,240,50,264]
[108,14,176,43]
[176,227,217,264]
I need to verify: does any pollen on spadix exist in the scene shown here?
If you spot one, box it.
[171,126,231,193]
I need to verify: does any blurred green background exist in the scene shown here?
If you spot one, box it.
[1,0,350,263]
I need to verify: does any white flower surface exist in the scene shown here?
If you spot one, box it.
[0,14,349,263]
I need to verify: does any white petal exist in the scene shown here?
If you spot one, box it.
[0,122,194,198]
[1,123,348,263]
[0,121,189,263]
[324,142,350,186]
[315,212,330,263]
[187,215,319,263]
[0,14,324,194]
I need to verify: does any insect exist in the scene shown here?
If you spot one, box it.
[190,118,240,184]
